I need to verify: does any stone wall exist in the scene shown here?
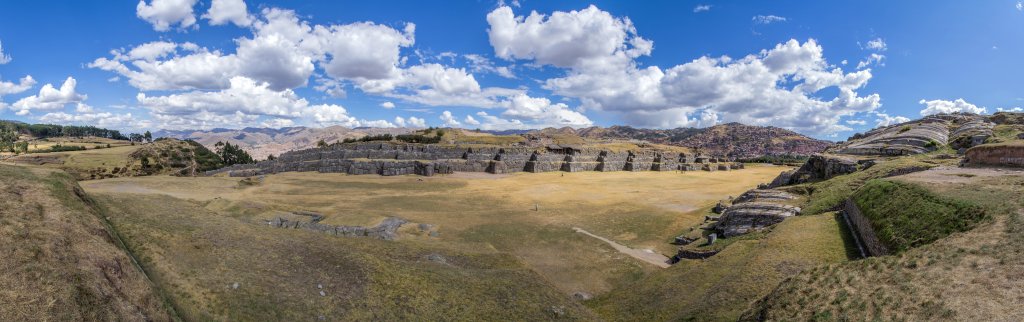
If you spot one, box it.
[843,199,889,256]
[963,144,1024,168]
[206,142,735,177]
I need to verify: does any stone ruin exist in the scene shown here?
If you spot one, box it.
[205,142,742,177]
[267,212,407,241]
[710,189,800,238]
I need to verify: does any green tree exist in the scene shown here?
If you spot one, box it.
[214,141,255,166]
[144,131,153,143]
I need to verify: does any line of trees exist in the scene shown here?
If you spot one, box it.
[128,131,153,143]
[0,120,129,140]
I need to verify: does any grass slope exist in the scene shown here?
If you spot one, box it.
[0,165,172,320]
[588,212,852,321]
[745,168,1024,321]
[854,180,987,253]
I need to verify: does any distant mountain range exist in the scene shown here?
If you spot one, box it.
[157,123,832,160]
[154,126,415,160]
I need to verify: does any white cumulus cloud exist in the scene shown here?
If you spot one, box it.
[203,0,252,27]
[380,101,396,109]
[137,0,199,31]
[874,112,911,127]
[439,110,461,126]
[0,75,36,96]
[11,77,87,116]
[918,98,987,116]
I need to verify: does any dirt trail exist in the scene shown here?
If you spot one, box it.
[572,227,671,268]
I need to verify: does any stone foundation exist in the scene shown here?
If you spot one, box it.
[207,142,739,177]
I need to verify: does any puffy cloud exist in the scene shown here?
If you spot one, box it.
[0,75,36,96]
[134,76,399,129]
[0,40,11,64]
[137,0,198,31]
[499,94,592,127]
[865,38,887,51]
[93,7,486,108]
[545,39,879,133]
[38,111,139,129]
[306,104,360,127]
[752,15,787,24]
[11,77,87,115]
[380,101,395,109]
[693,5,712,13]
[997,107,1023,112]
[874,112,910,127]
[485,6,880,134]
[486,5,652,69]
[314,21,415,81]
[126,41,180,61]
[1017,1,1022,11]
[203,0,252,27]
[439,110,461,126]
[136,76,306,118]
[394,116,426,127]
[464,115,480,125]
[918,98,987,115]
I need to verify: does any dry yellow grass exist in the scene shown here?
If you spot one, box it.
[80,165,793,319]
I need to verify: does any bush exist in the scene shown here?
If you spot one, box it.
[44,144,87,152]
[898,125,911,133]
[395,134,442,144]
[341,134,394,144]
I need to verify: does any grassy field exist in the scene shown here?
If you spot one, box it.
[745,166,1024,321]
[23,136,132,152]
[3,139,216,180]
[80,165,801,319]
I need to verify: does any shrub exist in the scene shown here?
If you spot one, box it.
[898,125,911,133]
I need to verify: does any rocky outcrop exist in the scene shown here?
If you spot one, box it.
[962,143,1024,168]
[712,189,800,238]
[769,154,857,187]
[836,118,949,155]
[714,202,800,237]
[733,189,798,204]
[949,118,994,150]
[207,142,734,177]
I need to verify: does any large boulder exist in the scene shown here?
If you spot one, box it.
[769,154,857,187]
[713,202,800,237]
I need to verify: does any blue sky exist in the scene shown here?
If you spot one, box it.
[1,0,1022,138]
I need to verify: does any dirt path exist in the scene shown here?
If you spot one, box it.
[572,227,671,268]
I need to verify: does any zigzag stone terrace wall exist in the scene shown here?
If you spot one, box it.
[205,142,740,177]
